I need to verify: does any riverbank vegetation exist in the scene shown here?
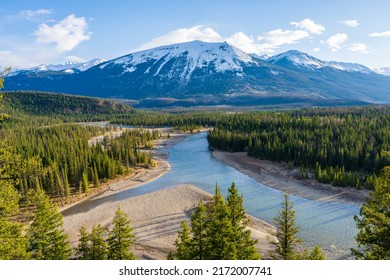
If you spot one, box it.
[1,89,389,259]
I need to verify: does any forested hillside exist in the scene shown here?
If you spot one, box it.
[3,91,133,118]
[105,106,390,189]
[207,107,390,188]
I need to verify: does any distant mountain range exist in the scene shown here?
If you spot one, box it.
[4,40,390,107]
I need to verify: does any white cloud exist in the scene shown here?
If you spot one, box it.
[312,48,320,52]
[259,29,310,46]
[369,31,390,38]
[135,25,315,55]
[226,32,269,54]
[0,46,63,69]
[134,25,223,51]
[326,33,348,52]
[34,14,91,52]
[341,20,359,28]
[347,43,369,53]
[20,9,52,20]
[290,18,325,35]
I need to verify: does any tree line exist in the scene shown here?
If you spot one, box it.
[207,108,390,188]
[1,124,158,200]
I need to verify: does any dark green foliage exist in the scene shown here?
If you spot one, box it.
[107,207,136,260]
[3,91,132,118]
[89,224,108,260]
[27,188,72,260]
[76,225,90,260]
[188,199,208,259]
[76,224,108,260]
[270,194,326,260]
[170,182,260,260]
[206,185,236,259]
[172,221,192,260]
[352,166,390,259]
[207,107,390,188]
[227,183,260,260]
[270,194,302,260]
[81,171,89,193]
[1,124,157,199]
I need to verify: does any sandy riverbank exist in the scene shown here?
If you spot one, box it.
[59,130,187,212]
[212,151,368,205]
[62,184,276,260]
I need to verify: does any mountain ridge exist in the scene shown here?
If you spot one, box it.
[4,40,390,107]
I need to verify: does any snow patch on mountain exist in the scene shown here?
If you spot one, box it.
[99,40,258,80]
[268,50,374,74]
[8,58,106,76]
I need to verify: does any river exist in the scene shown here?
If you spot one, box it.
[63,131,360,259]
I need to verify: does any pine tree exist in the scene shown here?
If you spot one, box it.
[170,221,192,259]
[62,167,70,197]
[206,185,235,260]
[27,188,72,260]
[227,182,260,260]
[189,199,208,260]
[107,207,136,260]
[270,193,301,260]
[81,171,89,193]
[76,225,90,260]
[89,224,108,260]
[92,164,100,188]
[308,245,326,260]
[352,166,390,259]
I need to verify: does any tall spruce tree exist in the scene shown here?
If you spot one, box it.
[189,199,208,259]
[227,182,260,260]
[81,171,89,193]
[89,224,108,260]
[270,193,301,260]
[171,220,192,260]
[76,225,90,260]
[27,188,72,260]
[206,185,235,259]
[352,166,390,259]
[170,183,261,260]
[107,207,136,260]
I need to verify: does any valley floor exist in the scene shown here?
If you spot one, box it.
[212,151,368,205]
[61,132,276,259]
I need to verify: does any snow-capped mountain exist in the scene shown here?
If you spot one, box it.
[4,41,390,106]
[267,50,374,74]
[9,58,107,75]
[99,40,258,78]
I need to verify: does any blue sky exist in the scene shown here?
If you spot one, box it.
[1,0,390,71]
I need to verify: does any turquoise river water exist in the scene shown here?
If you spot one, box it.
[63,132,361,259]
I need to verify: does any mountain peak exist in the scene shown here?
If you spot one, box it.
[268,50,373,74]
[99,40,257,77]
[267,50,324,69]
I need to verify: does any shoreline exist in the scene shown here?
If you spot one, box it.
[62,184,276,260]
[212,151,368,205]
[61,130,277,259]
[59,130,187,213]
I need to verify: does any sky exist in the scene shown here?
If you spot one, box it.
[1,0,390,71]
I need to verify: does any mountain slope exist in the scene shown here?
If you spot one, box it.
[3,91,132,116]
[4,41,390,106]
